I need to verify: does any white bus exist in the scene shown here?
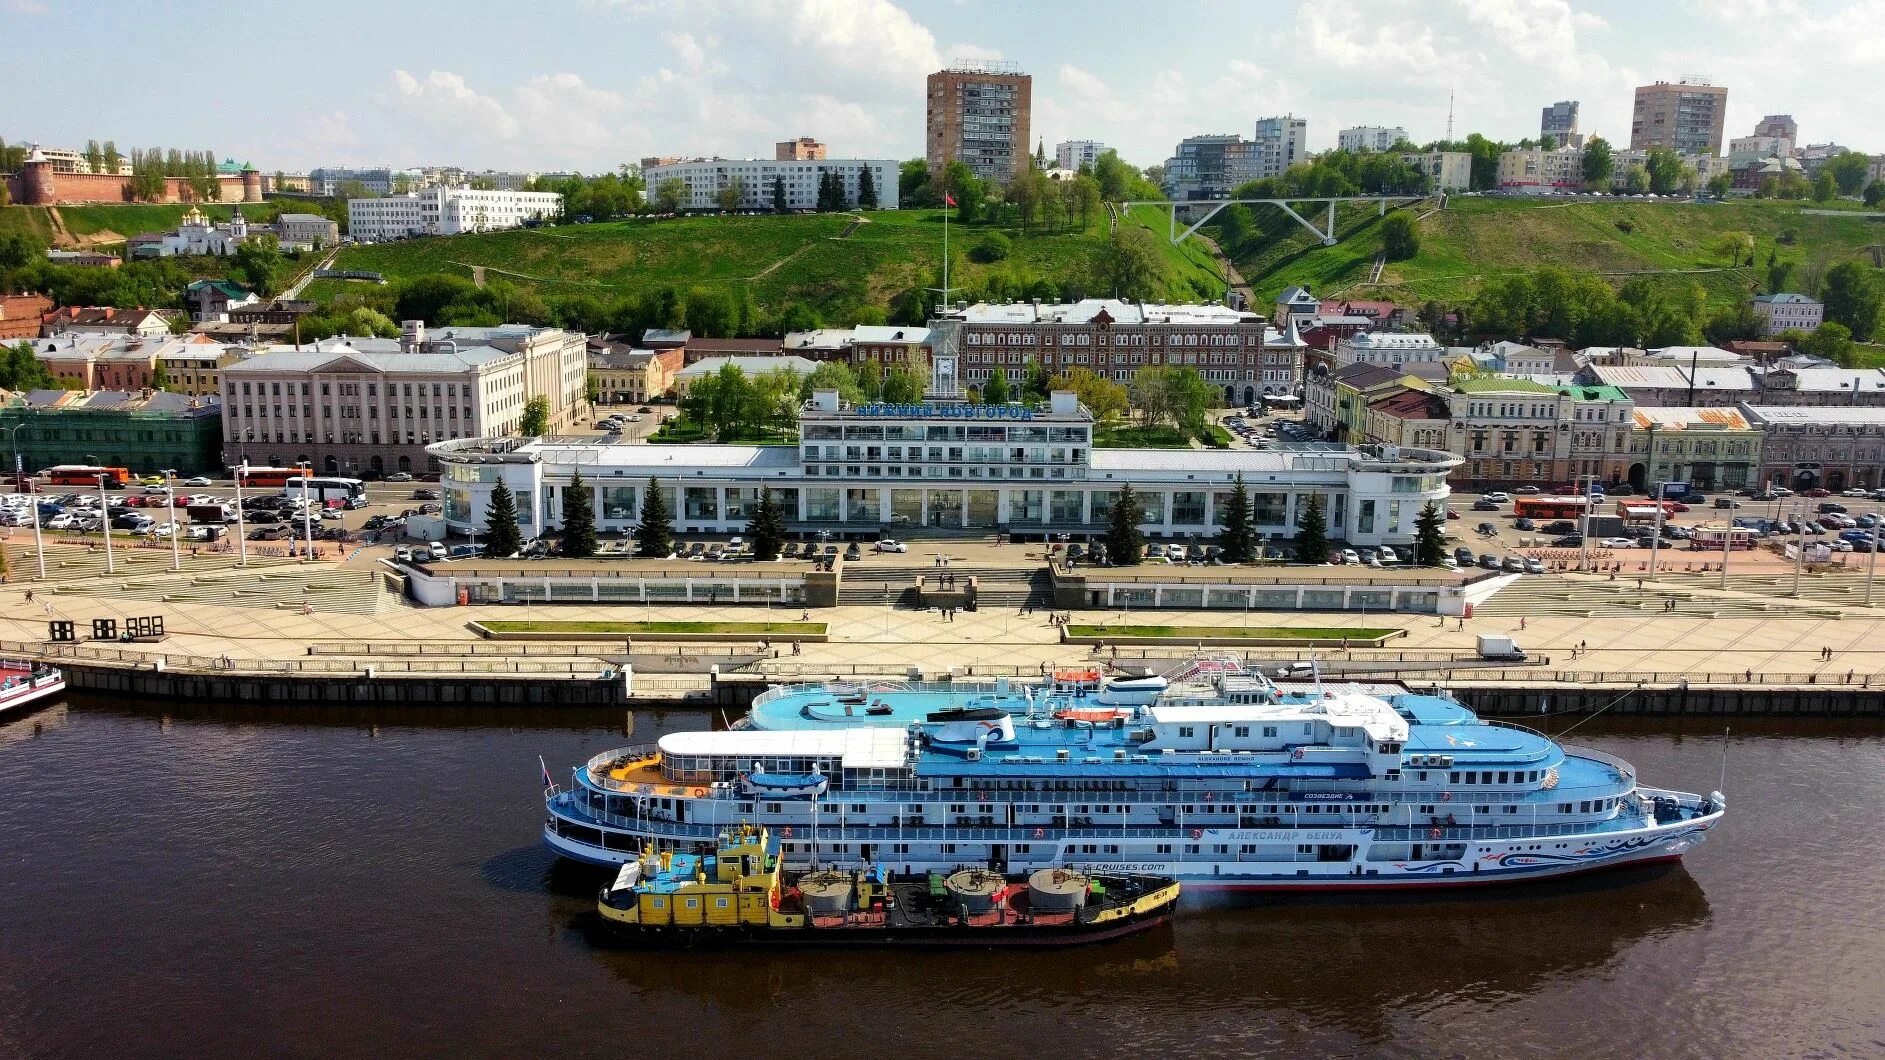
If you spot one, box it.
[282,476,367,505]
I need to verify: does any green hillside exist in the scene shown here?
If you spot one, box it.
[1225,196,1885,310]
[322,207,1227,322]
[0,201,301,248]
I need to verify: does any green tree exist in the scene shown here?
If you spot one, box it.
[715,177,746,212]
[1104,484,1145,566]
[519,395,549,436]
[635,476,673,558]
[0,342,56,390]
[881,367,925,403]
[232,236,284,296]
[1581,135,1614,187]
[83,139,103,174]
[1768,256,1795,294]
[1713,230,1755,266]
[1798,322,1855,366]
[971,231,1011,263]
[772,175,787,214]
[148,361,171,391]
[1645,148,1683,195]
[1812,172,1837,203]
[941,161,983,220]
[1413,501,1446,566]
[654,177,686,213]
[801,360,865,405]
[1216,473,1255,563]
[747,486,786,561]
[683,286,738,337]
[1295,492,1328,563]
[1825,151,1870,196]
[483,479,524,557]
[857,165,877,209]
[982,367,1011,405]
[1380,211,1419,261]
[1707,171,1734,199]
[1050,366,1128,422]
[1623,165,1650,195]
[557,470,597,558]
[1866,183,1884,208]
[1091,224,1167,300]
[1821,261,1884,342]
[899,159,932,205]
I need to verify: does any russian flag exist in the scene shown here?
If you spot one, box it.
[540,755,555,789]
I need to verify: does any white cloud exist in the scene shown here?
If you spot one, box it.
[661,31,711,75]
[388,70,521,141]
[7,0,50,12]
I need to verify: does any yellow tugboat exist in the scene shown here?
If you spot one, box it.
[597,825,1179,947]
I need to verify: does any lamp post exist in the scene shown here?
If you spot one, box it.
[1647,479,1666,578]
[296,460,314,562]
[96,473,116,575]
[1867,528,1880,608]
[1793,504,1806,597]
[232,461,249,566]
[2,426,47,580]
[163,468,182,571]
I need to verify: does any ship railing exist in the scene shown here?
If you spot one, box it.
[1559,744,1637,782]
[582,744,663,785]
[825,777,1635,806]
[1481,718,1550,741]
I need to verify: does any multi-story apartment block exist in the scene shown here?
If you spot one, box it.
[1497,144,1585,190]
[1332,332,1448,369]
[347,187,562,240]
[1251,116,1307,179]
[217,321,587,476]
[642,158,898,211]
[1551,383,1636,485]
[1753,115,1798,142]
[1631,79,1728,156]
[1054,140,1106,172]
[1365,387,1450,451]
[310,167,425,196]
[1162,135,1262,200]
[775,138,827,161]
[1398,149,1472,191]
[933,299,1302,407]
[926,62,1031,181]
[1629,406,1763,491]
[1730,134,1793,161]
[1445,377,1574,487]
[1337,126,1408,153]
[1750,293,1824,336]
[1540,100,1581,147]
[1743,405,1885,492]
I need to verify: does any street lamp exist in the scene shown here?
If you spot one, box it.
[163,468,181,571]
[232,461,249,567]
[296,460,314,562]
[1793,504,1807,597]
[1,426,47,580]
[96,473,116,575]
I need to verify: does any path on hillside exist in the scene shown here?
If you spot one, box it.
[445,260,613,289]
[1189,231,1251,303]
[280,250,337,300]
[44,208,75,249]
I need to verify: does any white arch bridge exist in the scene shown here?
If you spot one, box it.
[1123,194,1440,247]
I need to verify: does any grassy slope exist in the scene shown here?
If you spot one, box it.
[1,201,299,246]
[322,207,1225,317]
[1231,197,1885,309]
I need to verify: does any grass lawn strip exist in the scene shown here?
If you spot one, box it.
[479,620,824,635]
[1067,624,1398,643]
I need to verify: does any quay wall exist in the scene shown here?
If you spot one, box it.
[44,659,1885,716]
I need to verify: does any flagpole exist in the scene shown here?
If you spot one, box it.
[942,196,949,313]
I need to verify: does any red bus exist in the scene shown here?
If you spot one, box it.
[236,466,309,488]
[1617,500,1678,523]
[41,465,132,488]
[1513,496,1592,520]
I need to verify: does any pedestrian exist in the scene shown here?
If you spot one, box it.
[1111,644,1118,659]
[1519,616,1527,630]
[791,640,801,656]
[1745,668,1752,682]
[24,590,32,603]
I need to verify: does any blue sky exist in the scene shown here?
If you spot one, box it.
[5,0,1880,173]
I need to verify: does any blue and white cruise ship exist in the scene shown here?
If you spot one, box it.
[543,661,1724,890]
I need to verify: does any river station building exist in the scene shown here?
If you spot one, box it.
[430,390,1459,547]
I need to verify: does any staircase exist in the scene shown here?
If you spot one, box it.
[53,566,391,616]
[834,564,1056,608]
[1471,573,1844,620]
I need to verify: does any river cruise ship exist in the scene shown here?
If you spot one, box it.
[544,661,1724,890]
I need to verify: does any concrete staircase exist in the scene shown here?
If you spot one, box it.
[835,564,1056,608]
[1473,574,1845,620]
[52,566,390,616]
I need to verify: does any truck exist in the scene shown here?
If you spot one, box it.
[187,503,235,525]
[1476,634,1527,661]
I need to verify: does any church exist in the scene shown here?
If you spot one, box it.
[144,206,255,257]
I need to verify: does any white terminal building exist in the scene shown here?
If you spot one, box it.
[643,158,900,211]
[347,186,563,240]
[429,388,1458,547]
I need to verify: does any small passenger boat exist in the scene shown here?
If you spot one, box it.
[0,660,64,716]
[597,825,1179,947]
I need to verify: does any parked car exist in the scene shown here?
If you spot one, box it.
[1477,553,1503,569]
[1524,558,1546,575]
[874,538,908,553]
[1501,556,1526,573]
[1599,537,1636,548]
[1803,487,1831,497]
[1483,492,1511,503]
[183,476,213,487]
[1842,488,1871,498]
[1514,517,1537,531]
[1453,546,1475,566]
[387,472,415,482]
[1376,545,1400,564]
[1340,549,1361,565]
[141,484,168,495]
[1513,485,1542,495]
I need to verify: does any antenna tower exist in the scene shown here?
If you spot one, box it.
[1446,91,1455,141]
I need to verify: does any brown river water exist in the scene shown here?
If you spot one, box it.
[1,697,1881,1059]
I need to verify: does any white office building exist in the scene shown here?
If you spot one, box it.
[1055,140,1107,171]
[429,389,1458,547]
[347,187,563,240]
[643,158,899,211]
[1251,115,1307,179]
[1337,126,1409,153]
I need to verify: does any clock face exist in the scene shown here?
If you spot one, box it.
[934,355,957,390]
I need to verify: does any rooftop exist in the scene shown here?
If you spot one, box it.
[1742,405,1885,426]
[943,298,1264,327]
[655,727,909,771]
[1451,376,1558,394]
[676,355,819,379]
[1630,407,1753,430]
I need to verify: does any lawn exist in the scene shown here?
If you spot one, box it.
[323,207,1225,321]
[1066,624,1400,643]
[1094,424,1193,448]
[479,620,826,636]
[2,200,305,247]
[1229,196,1885,311]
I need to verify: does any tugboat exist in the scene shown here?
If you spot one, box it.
[597,825,1179,947]
[0,659,64,716]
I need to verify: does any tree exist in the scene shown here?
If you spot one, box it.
[899,159,932,206]
[1813,172,1837,203]
[1822,261,1884,342]
[881,367,925,403]
[940,161,983,221]
[1104,484,1145,566]
[772,175,787,214]
[1768,256,1795,295]
[857,165,877,209]
[982,367,1011,405]
[519,395,549,436]
[1826,151,1870,196]
[484,479,524,557]
[1091,225,1167,300]
[1092,149,1131,201]
[1294,492,1328,562]
[1713,231,1755,267]
[747,487,787,561]
[84,139,103,174]
[1581,136,1614,187]
[683,286,737,337]
[0,342,56,391]
[635,476,674,558]
[1380,212,1419,261]
[1867,183,1884,208]
[1799,322,1855,366]
[654,178,686,213]
[801,360,865,405]
[102,141,121,174]
[1129,365,1214,434]
[557,470,597,558]
[1621,164,1649,194]
[232,236,284,296]
[1707,171,1734,199]
[1645,148,1683,195]
[1413,502,1446,566]
[715,177,746,212]
[1216,473,1255,563]
[148,361,171,391]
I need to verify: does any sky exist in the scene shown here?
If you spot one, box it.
[5,0,1881,174]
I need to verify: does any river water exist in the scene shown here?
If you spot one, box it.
[1,697,1881,1059]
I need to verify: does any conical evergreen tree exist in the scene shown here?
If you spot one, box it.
[1414,501,1446,566]
[1105,484,1146,566]
[635,475,674,558]
[1295,492,1328,563]
[748,487,787,561]
[857,166,877,208]
[484,479,524,557]
[1216,472,1254,563]
[982,367,1011,405]
[558,469,596,558]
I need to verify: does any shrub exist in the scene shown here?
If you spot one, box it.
[970,232,1011,263]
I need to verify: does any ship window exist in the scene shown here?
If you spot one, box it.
[1503,806,1518,814]
[765,802,781,813]
[1297,845,1313,854]
[1480,771,1492,783]
[1213,844,1228,854]
[941,844,956,853]
[716,898,729,908]
[1558,803,1572,813]
[684,899,698,908]
[1185,845,1200,854]
[1419,805,1435,814]
[1498,771,1509,784]
[1416,771,1427,781]
[1464,773,1477,785]
[1449,772,1460,783]
[1580,801,1591,812]
[1263,726,1277,738]
[1178,726,1195,738]
[1156,844,1172,854]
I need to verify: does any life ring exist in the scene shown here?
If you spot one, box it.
[1440,791,1453,802]
[1429,827,1443,839]
[1203,791,1216,802]
[1033,827,1046,840]
[691,787,705,797]
[1292,747,1306,760]
[781,826,793,838]
[1190,828,1203,840]
[977,791,989,802]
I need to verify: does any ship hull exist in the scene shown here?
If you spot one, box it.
[596,910,1173,948]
